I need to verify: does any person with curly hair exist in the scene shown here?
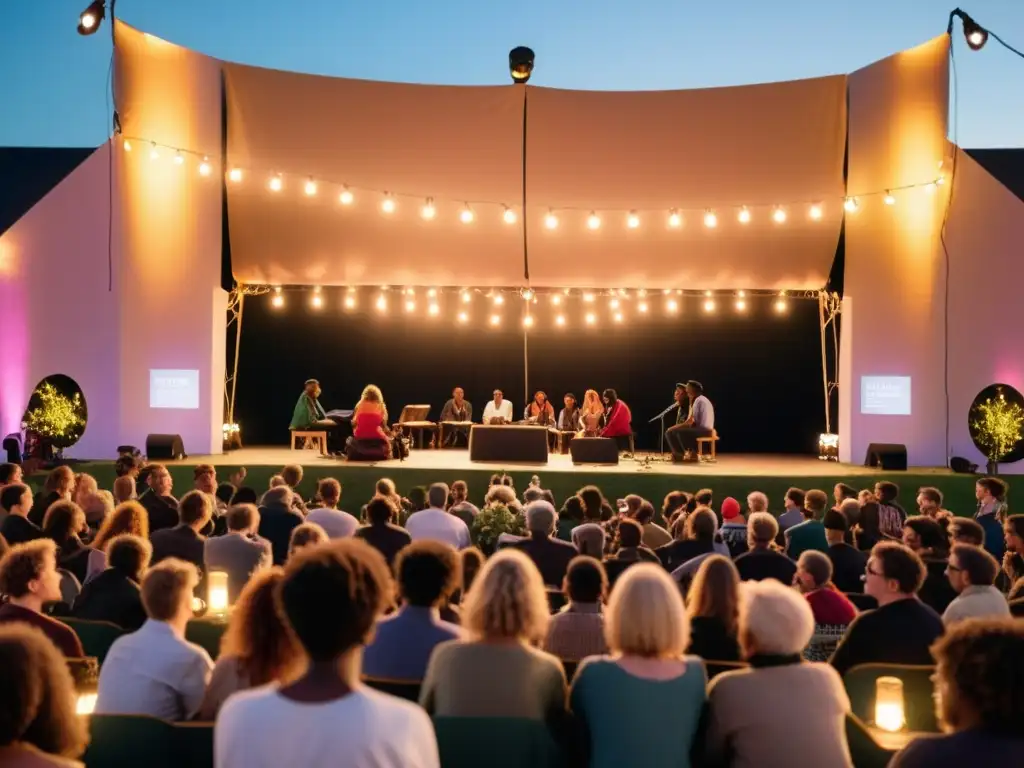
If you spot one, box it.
[0,624,90,767]
[215,540,438,768]
[41,501,90,585]
[72,535,151,631]
[84,500,150,582]
[198,568,301,719]
[888,618,1024,766]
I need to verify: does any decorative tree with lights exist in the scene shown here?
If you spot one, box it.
[24,382,86,454]
[970,389,1024,474]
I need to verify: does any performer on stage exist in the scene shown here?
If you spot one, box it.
[524,391,555,426]
[482,389,513,425]
[600,388,633,451]
[347,384,392,459]
[440,387,473,447]
[289,379,341,452]
[557,393,580,432]
[665,380,715,462]
[579,389,605,437]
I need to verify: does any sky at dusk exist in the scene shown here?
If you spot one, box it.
[2,0,1021,148]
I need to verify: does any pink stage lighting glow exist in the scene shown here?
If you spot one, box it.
[0,271,29,439]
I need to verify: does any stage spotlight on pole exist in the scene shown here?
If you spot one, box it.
[509,46,535,83]
[78,0,105,35]
[949,8,988,51]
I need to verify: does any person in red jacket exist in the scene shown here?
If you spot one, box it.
[600,389,633,451]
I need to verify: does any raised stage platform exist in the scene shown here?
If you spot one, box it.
[67,448,982,517]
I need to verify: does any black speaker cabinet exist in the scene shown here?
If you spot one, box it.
[570,437,619,465]
[864,443,907,471]
[146,434,186,461]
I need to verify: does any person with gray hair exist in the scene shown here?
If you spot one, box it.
[257,485,304,566]
[746,491,769,515]
[511,501,578,587]
[406,482,471,550]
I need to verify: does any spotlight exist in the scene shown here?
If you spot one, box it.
[587,212,601,230]
[405,299,416,313]
[268,174,283,192]
[381,194,396,214]
[626,211,640,229]
[738,207,751,224]
[884,191,896,206]
[544,210,559,229]
[772,207,787,224]
[613,312,623,323]
[809,203,823,220]
[843,196,859,213]
[228,168,243,183]
[198,157,212,177]
[304,179,317,196]
[509,46,535,84]
[339,187,354,205]
[703,210,718,229]
[951,9,988,51]
[503,207,517,224]
[271,294,284,309]
[77,0,105,35]
[668,210,682,228]
[735,299,746,312]
[421,199,436,219]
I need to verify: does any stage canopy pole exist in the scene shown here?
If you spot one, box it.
[817,290,841,435]
[224,284,268,439]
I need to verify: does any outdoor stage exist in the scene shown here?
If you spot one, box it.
[70,447,982,516]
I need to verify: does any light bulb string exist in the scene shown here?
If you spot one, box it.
[115,134,946,215]
[259,285,822,301]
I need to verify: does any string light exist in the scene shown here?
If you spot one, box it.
[583,292,595,303]
[228,168,243,183]
[198,157,212,177]
[609,298,620,310]
[703,210,718,229]
[421,199,436,219]
[555,314,566,327]
[122,139,132,152]
[458,310,469,323]
[844,196,859,213]
[638,301,649,313]
[551,294,562,306]
[613,312,623,323]
[522,288,534,301]
[149,144,159,161]
[428,302,440,316]
[427,288,437,298]
[174,151,184,166]
[268,174,283,192]
[503,207,517,224]
[375,294,387,312]
[884,191,896,206]
[489,314,501,327]
[493,294,505,306]
[339,187,354,205]
[544,210,558,229]
[704,297,716,312]
[626,211,640,229]
[304,178,318,196]
[405,299,416,313]
[460,204,475,224]
[343,295,356,310]
[585,312,597,325]
[587,212,601,230]
[772,207,787,224]
[310,288,323,309]
[809,203,823,220]
[523,314,534,328]
[666,298,679,313]
[738,207,751,224]
[668,210,682,228]
[381,194,396,214]
[271,286,284,309]
[460,290,472,303]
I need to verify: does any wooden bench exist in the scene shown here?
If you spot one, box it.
[290,430,327,454]
[697,430,719,461]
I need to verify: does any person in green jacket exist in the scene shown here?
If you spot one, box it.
[785,488,830,561]
[289,379,337,451]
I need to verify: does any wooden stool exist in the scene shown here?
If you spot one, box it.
[290,430,327,455]
[697,430,719,461]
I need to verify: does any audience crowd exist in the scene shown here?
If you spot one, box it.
[0,458,1022,767]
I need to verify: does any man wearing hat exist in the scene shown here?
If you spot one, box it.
[665,381,715,462]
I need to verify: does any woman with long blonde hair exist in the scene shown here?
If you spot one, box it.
[85,500,150,581]
[353,384,390,442]
[198,568,302,719]
[686,554,741,661]
[420,549,567,727]
[578,389,605,437]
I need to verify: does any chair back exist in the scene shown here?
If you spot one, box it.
[84,714,177,768]
[432,717,563,768]
[399,405,431,423]
[185,618,228,660]
[704,660,748,679]
[844,592,879,611]
[174,722,215,768]
[362,675,422,702]
[844,713,897,768]
[843,663,939,733]
[60,618,126,665]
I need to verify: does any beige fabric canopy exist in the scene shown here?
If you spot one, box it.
[221,60,847,289]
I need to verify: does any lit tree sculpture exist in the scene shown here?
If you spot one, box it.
[24,382,86,450]
[970,389,1024,466]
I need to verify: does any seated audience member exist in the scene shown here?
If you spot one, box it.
[795,551,857,627]
[0,461,23,485]
[355,494,412,566]
[192,464,221,506]
[637,500,672,550]
[95,559,213,720]
[948,516,985,548]
[112,475,136,505]
[405,483,471,550]
[719,497,749,558]
[215,483,236,512]
[686,554,741,662]
[204,503,272,602]
[139,464,179,533]
[746,490,769,517]
[706,579,853,768]
[854,501,884,552]
[610,519,659,564]
[81,490,114,535]
[257,486,305,566]
[874,481,908,540]
[150,491,213,574]
[29,466,73,527]
[289,523,328,559]
[0,624,89,767]
[280,464,307,512]
[733,513,798,584]
[656,506,718,573]
[777,487,806,536]
[916,486,952,521]
[888,618,1024,767]
[829,542,944,676]
[198,568,301,720]
[511,500,578,588]
[459,547,485,595]
[786,489,830,560]
[420,549,567,726]
[41,501,90,585]
[72,473,98,512]
[85,500,149,581]
[364,541,462,680]
[447,481,480,528]
[1001,514,1024,588]
[824,508,867,593]
[0,540,84,657]
[544,556,609,661]
[903,515,957,614]
[942,544,1010,625]
[72,535,150,631]
[571,564,707,768]
[974,477,1007,561]
[216,540,438,768]
[833,483,858,507]
[838,498,862,542]
[229,486,259,506]
[0,484,42,545]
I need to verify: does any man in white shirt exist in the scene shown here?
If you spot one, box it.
[215,540,439,768]
[665,380,715,462]
[405,483,471,549]
[305,478,358,539]
[943,543,1011,625]
[95,558,213,720]
[481,389,513,424]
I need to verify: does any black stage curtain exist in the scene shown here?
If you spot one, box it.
[234,292,825,454]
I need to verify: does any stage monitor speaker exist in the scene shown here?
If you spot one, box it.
[950,456,978,474]
[570,437,619,465]
[146,434,186,461]
[864,443,907,471]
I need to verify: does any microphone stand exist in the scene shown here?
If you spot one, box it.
[649,403,678,460]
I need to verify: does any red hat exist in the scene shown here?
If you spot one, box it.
[722,497,741,520]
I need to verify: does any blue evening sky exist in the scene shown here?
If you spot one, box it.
[3,0,1021,148]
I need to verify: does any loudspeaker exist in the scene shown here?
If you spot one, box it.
[864,443,907,471]
[570,437,619,465]
[146,434,186,461]
[950,456,978,474]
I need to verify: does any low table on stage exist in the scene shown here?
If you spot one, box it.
[438,420,472,447]
[469,424,549,463]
